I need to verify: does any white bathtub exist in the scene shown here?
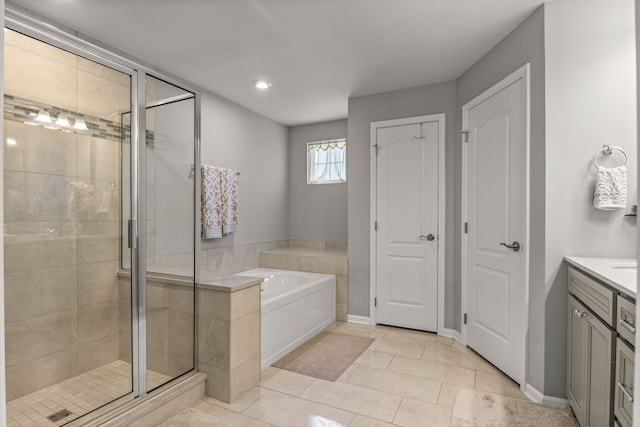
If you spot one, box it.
[238,268,336,371]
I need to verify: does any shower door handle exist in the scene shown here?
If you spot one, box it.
[128,219,133,249]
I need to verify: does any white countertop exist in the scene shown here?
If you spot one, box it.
[564,256,637,299]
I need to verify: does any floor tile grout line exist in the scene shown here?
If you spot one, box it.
[390,397,406,426]
[300,378,403,424]
[339,368,442,408]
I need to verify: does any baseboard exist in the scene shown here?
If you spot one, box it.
[347,314,371,325]
[523,383,569,407]
[438,327,462,343]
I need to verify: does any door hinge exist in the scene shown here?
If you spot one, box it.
[464,222,468,234]
[373,144,380,155]
[461,131,469,143]
[375,221,378,231]
[374,297,377,307]
[464,313,468,325]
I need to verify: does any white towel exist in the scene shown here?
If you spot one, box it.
[201,165,239,239]
[593,165,627,210]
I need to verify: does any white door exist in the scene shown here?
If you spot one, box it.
[375,119,440,331]
[463,65,528,384]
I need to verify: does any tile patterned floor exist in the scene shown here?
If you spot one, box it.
[6,361,171,427]
[160,322,578,427]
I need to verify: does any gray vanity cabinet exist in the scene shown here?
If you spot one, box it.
[567,263,636,427]
[614,338,634,427]
[567,294,615,427]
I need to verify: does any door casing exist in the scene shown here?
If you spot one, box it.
[369,113,446,332]
[461,63,530,391]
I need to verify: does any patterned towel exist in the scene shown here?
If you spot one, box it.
[222,168,238,235]
[201,165,239,238]
[593,165,627,210]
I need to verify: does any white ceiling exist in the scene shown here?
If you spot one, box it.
[8,0,545,126]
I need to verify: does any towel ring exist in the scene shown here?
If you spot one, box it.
[593,145,628,168]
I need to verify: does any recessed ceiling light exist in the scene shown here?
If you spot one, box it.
[6,137,17,146]
[254,80,272,90]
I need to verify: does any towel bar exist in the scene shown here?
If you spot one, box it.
[190,164,240,175]
[593,145,628,168]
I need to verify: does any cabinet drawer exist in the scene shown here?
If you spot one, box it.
[615,338,634,427]
[569,267,615,327]
[617,296,636,347]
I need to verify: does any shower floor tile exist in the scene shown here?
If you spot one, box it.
[6,360,172,427]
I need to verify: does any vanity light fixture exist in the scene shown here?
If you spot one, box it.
[254,80,272,90]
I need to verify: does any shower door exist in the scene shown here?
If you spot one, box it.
[120,75,197,392]
[4,24,197,426]
[142,75,196,392]
[3,28,135,424]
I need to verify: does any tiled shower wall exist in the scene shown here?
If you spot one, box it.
[3,30,129,399]
[199,240,290,275]
[199,240,347,276]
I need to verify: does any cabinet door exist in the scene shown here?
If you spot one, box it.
[614,338,634,427]
[585,306,614,427]
[568,295,588,426]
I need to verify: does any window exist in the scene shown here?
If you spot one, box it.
[307,139,347,184]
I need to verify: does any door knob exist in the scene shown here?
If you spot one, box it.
[419,234,435,241]
[499,241,521,252]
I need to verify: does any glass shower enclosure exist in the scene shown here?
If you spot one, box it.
[3,23,197,426]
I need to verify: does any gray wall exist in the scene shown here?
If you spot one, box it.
[200,91,289,250]
[347,81,457,323]
[288,119,348,243]
[455,6,546,393]
[544,0,637,397]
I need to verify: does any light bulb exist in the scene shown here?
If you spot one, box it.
[35,110,52,123]
[55,114,71,127]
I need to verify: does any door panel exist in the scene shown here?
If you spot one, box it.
[586,309,614,427]
[376,120,439,331]
[615,338,634,427]
[475,113,510,251]
[567,295,587,426]
[464,69,527,384]
[474,266,509,340]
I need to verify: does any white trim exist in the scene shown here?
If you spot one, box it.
[369,114,446,333]
[523,383,570,408]
[461,64,531,386]
[438,327,463,343]
[347,315,371,325]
